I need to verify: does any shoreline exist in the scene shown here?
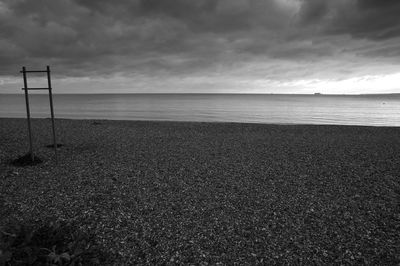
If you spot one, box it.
[1,117,399,264]
[1,116,399,128]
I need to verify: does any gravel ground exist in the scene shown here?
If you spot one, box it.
[0,118,399,265]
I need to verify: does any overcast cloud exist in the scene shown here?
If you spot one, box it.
[1,0,400,93]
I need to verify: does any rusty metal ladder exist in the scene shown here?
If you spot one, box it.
[20,66,58,164]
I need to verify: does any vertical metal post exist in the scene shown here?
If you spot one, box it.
[22,66,34,161]
[46,65,58,163]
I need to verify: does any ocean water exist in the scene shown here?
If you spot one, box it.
[1,93,399,126]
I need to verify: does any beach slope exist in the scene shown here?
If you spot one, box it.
[0,118,399,264]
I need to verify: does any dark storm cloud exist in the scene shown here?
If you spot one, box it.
[297,0,330,25]
[0,0,400,87]
[0,0,291,77]
[298,0,400,40]
[74,0,290,33]
[351,0,400,39]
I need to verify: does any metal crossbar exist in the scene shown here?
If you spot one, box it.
[21,87,50,90]
[21,66,58,164]
[20,70,49,73]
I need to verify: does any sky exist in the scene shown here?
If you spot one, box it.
[0,0,400,94]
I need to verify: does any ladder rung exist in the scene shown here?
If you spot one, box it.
[21,87,51,90]
[20,70,49,73]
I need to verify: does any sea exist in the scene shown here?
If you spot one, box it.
[1,93,399,127]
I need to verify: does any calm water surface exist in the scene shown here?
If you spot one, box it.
[1,94,399,126]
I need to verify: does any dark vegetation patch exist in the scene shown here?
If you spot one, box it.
[10,153,42,167]
[45,144,64,148]
[0,220,110,265]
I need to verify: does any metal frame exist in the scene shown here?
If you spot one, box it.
[21,66,58,163]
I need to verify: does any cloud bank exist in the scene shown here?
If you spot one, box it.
[1,0,400,93]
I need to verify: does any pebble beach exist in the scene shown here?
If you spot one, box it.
[0,118,399,264]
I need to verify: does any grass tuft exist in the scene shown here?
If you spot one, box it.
[0,220,109,265]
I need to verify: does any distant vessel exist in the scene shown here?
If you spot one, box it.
[314,93,322,95]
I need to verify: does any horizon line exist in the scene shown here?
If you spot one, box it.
[1,92,400,96]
